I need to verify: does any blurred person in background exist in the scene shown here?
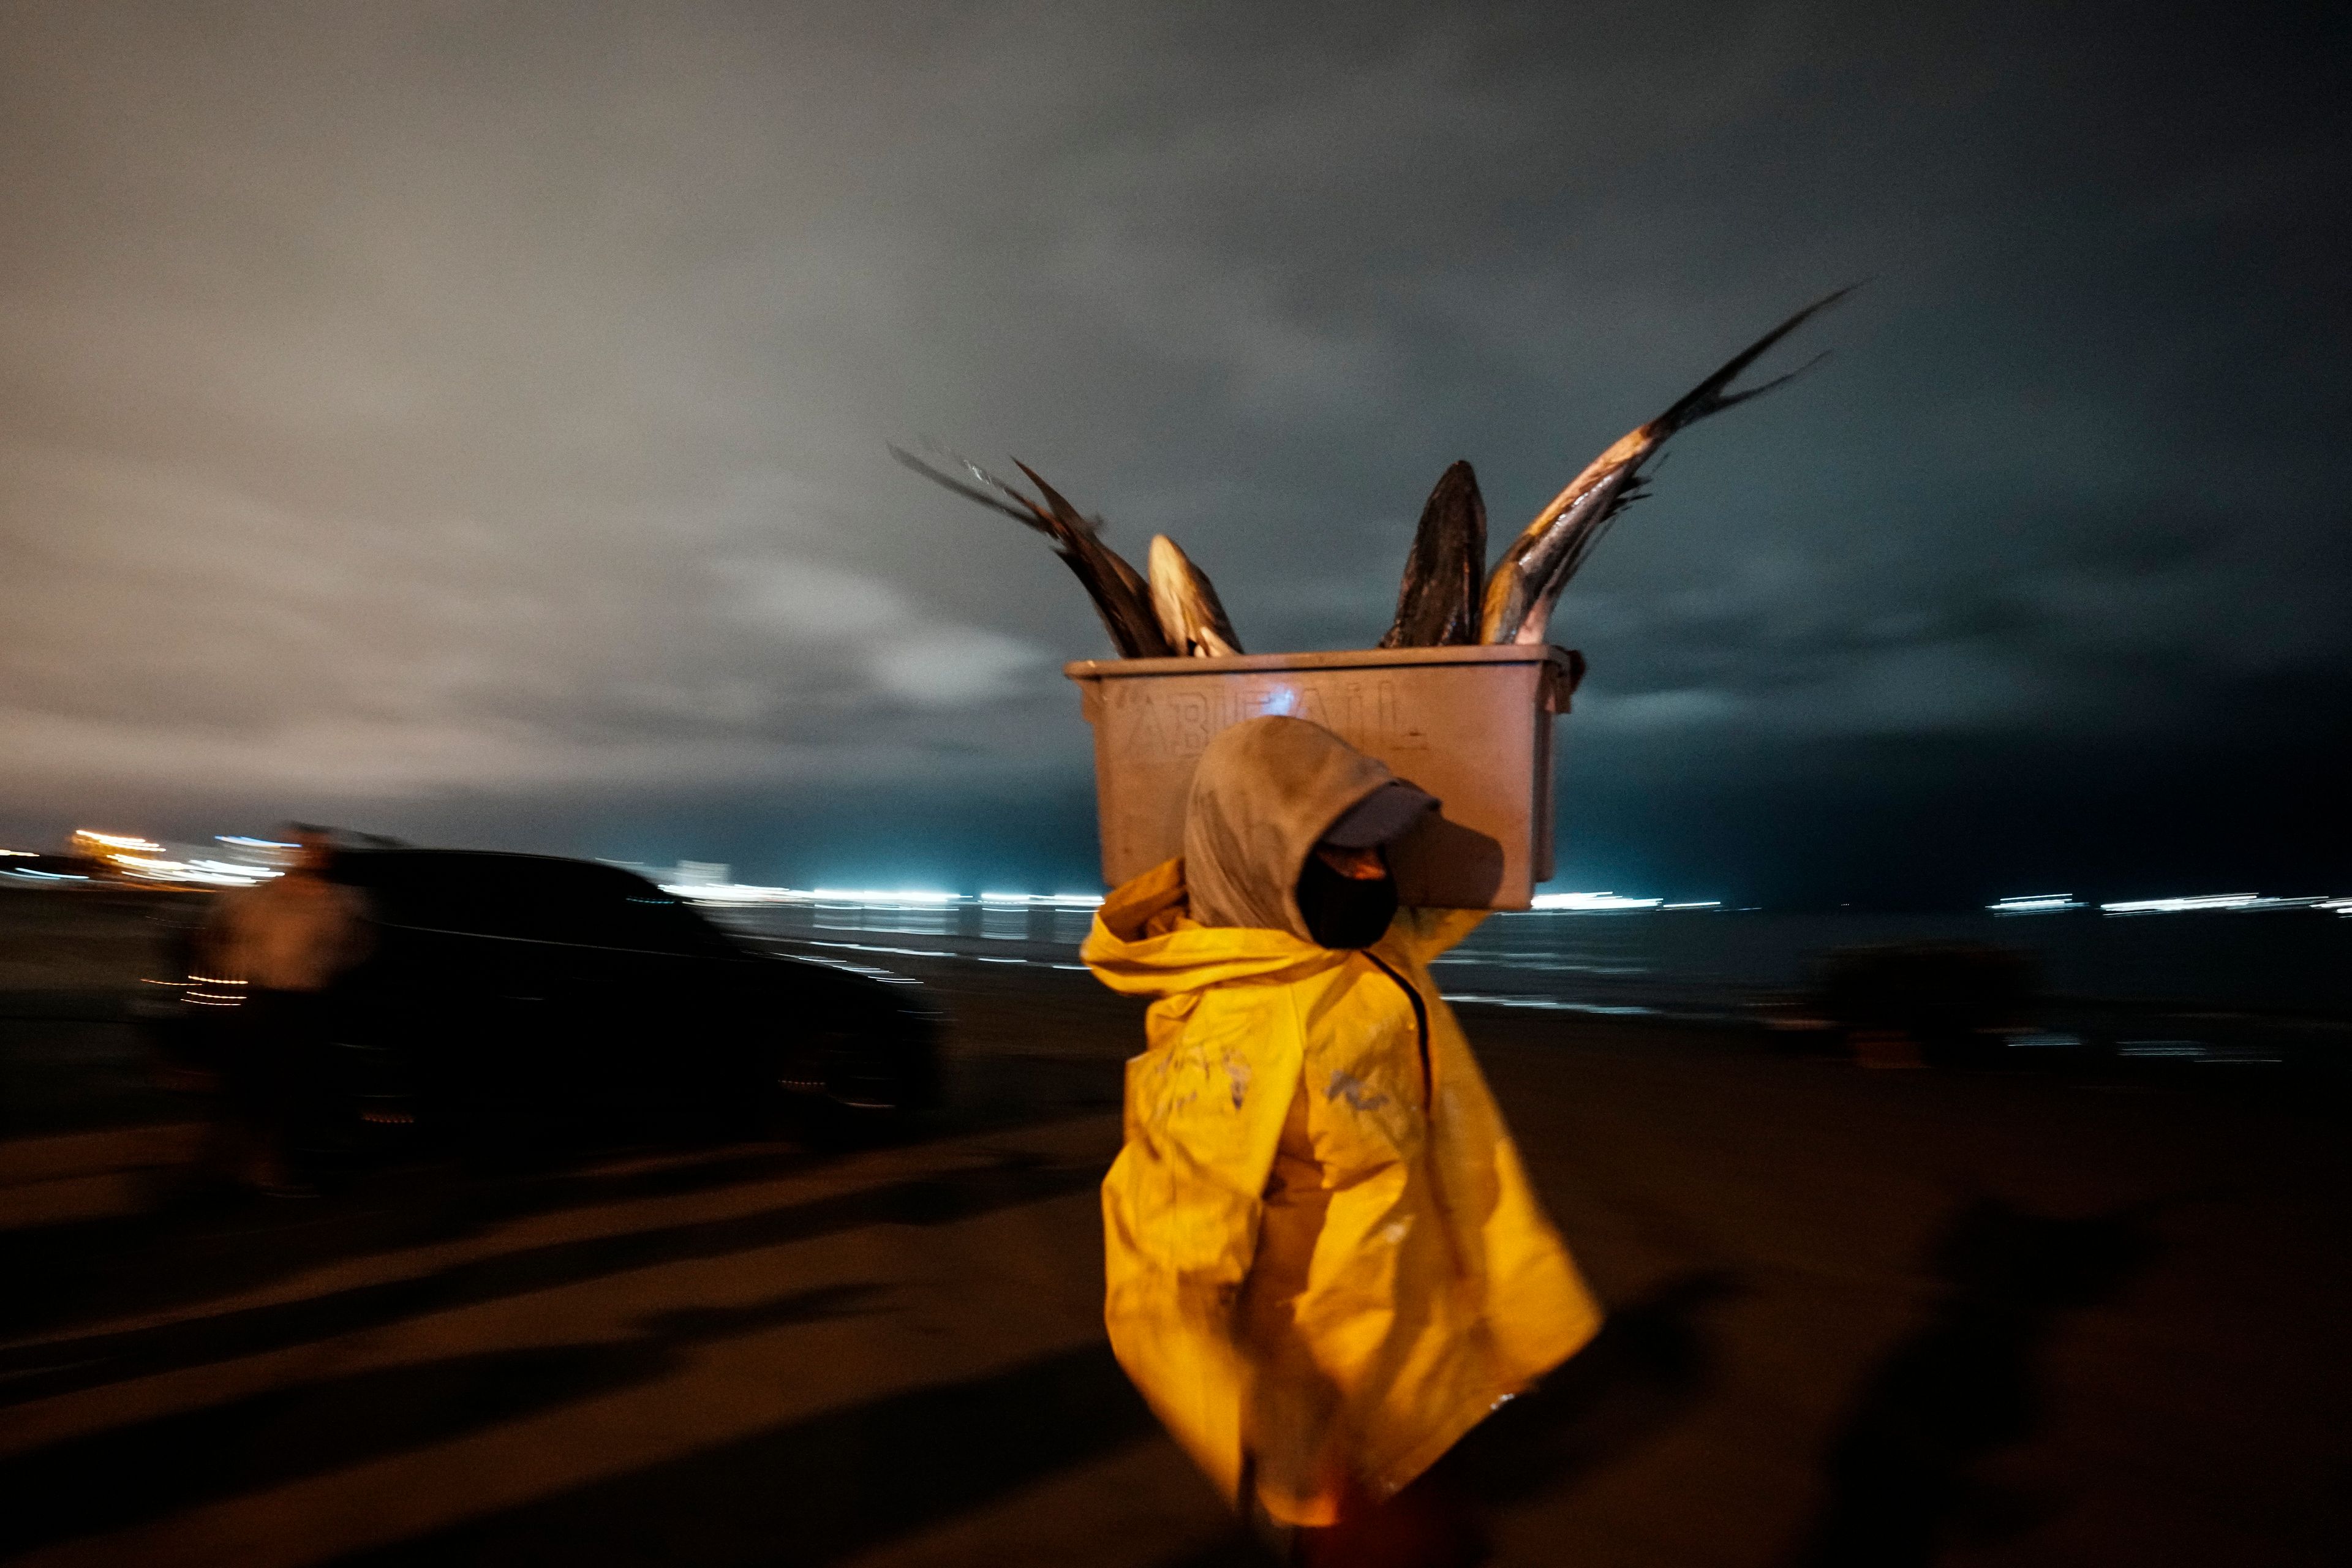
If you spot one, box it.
[1082,717,1601,1567]
[201,825,371,1196]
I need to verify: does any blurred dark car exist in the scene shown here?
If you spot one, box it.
[164,850,938,1148]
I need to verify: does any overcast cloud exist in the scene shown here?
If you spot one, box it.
[2,1,2344,902]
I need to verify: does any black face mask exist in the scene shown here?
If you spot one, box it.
[1296,853,1400,950]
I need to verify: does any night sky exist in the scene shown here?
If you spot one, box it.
[2,1,2345,908]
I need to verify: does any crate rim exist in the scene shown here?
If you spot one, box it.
[1063,644,1578,680]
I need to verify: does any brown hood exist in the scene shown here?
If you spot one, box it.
[1182,715,1399,939]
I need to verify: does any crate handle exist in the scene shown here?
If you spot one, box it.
[1547,649,1587,714]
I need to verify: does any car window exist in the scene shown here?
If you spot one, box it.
[571,880,736,956]
[347,859,542,941]
[349,856,734,955]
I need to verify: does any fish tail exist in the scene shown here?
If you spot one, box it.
[1651,284,1858,437]
[889,444,1057,535]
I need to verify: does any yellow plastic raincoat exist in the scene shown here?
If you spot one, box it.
[1082,717,1601,1526]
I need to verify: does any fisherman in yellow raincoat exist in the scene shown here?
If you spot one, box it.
[1082,715,1602,1562]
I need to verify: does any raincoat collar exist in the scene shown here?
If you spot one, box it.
[1081,857,1344,998]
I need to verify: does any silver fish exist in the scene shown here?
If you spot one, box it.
[1480,287,1853,644]
[1379,459,1487,647]
[1147,535,1245,657]
[890,445,1174,658]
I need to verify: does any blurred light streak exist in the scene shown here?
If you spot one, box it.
[790,937,951,960]
[1528,891,1664,911]
[74,829,165,853]
[1438,992,1656,1016]
[781,951,923,984]
[1991,894,2086,914]
[671,884,1106,912]
[2098,893,2331,915]
[110,853,274,887]
[59,826,290,887]
[810,888,959,904]
[2119,1040,2208,1057]
[660,882,812,905]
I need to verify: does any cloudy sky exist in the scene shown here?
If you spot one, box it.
[2,1,2344,905]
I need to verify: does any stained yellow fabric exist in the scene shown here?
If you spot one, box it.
[1084,856,1604,1525]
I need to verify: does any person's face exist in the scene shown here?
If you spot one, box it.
[1297,842,1398,949]
[291,834,334,875]
[1311,843,1387,881]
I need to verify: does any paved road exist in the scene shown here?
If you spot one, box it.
[1,955,2345,1566]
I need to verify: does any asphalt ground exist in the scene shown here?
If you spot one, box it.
[1,926,2347,1566]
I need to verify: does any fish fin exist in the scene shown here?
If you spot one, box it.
[1188,562,1245,657]
[1106,539,1155,613]
[1383,459,1487,647]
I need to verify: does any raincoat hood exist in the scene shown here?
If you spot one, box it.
[1182,715,1401,940]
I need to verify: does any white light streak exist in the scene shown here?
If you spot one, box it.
[660,882,808,905]
[109,853,274,887]
[1989,894,2085,914]
[1439,991,1657,1016]
[1528,891,1664,912]
[809,888,959,905]
[74,829,165,853]
[2098,893,2331,915]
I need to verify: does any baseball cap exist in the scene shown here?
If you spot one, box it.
[1319,781,1441,849]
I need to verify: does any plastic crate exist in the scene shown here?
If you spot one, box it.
[1065,644,1580,910]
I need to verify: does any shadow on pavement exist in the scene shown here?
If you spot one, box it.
[0,1143,822,1338]
[1444,1266,1741,1505]
[0,1046,1117,1344]
[1783,1195,2158,1567]
[323,1340,1158,1567]
[0,1283,888,1558]
[0,1150,1102,1408]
